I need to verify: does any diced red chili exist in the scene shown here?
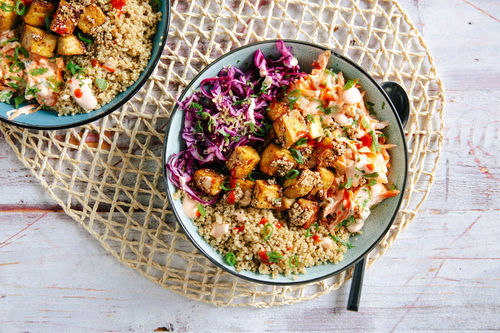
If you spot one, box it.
[275,222,282,229]
[259,217,268,225]
[196,210,201,218]
[259,250,269,263]
[234,226,244,233]
[227,190,236,204]
[111,0,126,11]
[360,133,373,147]
[312,234,320,243]
[74,88,83,98]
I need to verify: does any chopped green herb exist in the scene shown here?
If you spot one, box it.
[329,233,353,248]
[339,177,353,189]
[248,170,257,182]
[364,172,379,178]
[305,223,319,238]
[197,203,205,217]
[361,116,370,129]
[295,137,308,146]
[325,68,337,76]
[29,68,49,76]
[77,32,93,44]
[262,223,274,242]
[14,94,24,109]
[220,180,234,191]
[18,46,29,58]
[0,1,14,12]
[368,179,377,187]
[7,82,19,90]
[45,15,53,30]
[95,78,108,90]
[25,86,41,97]
[382,101,386,109]
[225,252,236,266]
[14,0,25,15]
[390,184,397,191]
[343,78,358,90]
[365,101,375,115]
[149,0,161,11]
[290,148,303,164]
[66,61,83,76]
[306,114,313,122]
[288,255,299,269]
[266,251,283,263]
[0,90,13,102]
[285,169,300,179]
[190,102,203,111]
[370,131,381,152]
[9,61,23,73]
[287,89,301,109]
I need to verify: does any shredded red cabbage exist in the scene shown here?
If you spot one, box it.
[167,40,303,203]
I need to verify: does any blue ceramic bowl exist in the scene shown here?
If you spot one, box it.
[163,40,408,285]
[0,1,170,130]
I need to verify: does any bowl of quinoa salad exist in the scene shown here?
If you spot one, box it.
[163,40,408,284]
[0,0,169,129]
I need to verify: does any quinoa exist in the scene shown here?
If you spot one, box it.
[183,191,352,279]
[54,0,161,115]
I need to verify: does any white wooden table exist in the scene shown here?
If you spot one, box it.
[1,1,499,331]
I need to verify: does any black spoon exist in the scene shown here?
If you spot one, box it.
[347,81,409,312]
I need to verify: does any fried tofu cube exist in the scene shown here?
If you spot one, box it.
[0,0,19,33]
[288,198,320,228]
[57,35,86,55]
[226,146,260,179]
[307,114,324,139]
[267,100,289,122]
[252,180,282,209]
[273,109,308,148]
[23,0,55,27]
[277,196,295,211]
[259,143,296,177]
[231,178,255,206]
[21,24,58,57]
[310,167,334,196]
[77,3,106,35]
[313,139,338,169]
[50,0,80,36]
[193,169,224,196]
[283,169,322,199]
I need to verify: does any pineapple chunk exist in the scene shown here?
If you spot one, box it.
[267,100,289,122]
[310,167,334,196]
[289,198,320,228]
[252,180,282,209]
[23,0,55,27]
[273,109,307,148]
[77,3,106,35]
[307,114,324,139]
[50,0,80,36]
[57,35,86,55]
[226,145,260,179]
[193,169,224,196]
[21,24,57,57]
[283,169,322,199]
[259,143,296,177]
[0,0,19,33]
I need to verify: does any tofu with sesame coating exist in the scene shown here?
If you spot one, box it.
[260,143,296,177]
[283,169,322,199]
[226,145,261,179]
[273,109,308,148]
[288,198,320,228]
[193,169,224,196]
[252,180,282,209]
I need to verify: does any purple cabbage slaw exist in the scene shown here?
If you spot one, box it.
[167,40,303,204]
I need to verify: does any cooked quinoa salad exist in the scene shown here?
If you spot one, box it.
[168,41,400,278]
[0,0,161,118]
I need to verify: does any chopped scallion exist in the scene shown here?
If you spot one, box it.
[95,78,108,90]
[225,252,236,266]
[290,148,303,164]
[285,169,299,179]
[197,203,205,217]
[262,223,274,242]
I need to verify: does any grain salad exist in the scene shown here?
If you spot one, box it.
[167,41,400,277]
[0,0,161,118]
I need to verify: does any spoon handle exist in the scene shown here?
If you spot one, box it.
[347,256,366,312]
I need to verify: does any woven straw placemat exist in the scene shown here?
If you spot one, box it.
[0,0,444,307]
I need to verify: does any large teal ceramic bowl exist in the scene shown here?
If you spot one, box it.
[163,40,408,285]
[0,1,170,130]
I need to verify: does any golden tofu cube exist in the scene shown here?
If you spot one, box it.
[252,180,282,209]
[23,0,55,27]
[226,145,260,179]
[57,35,86,55]
[234,178,255,192]
[307,114,324,139]
[288,198,320,228]
[267,100,289,122]
[0,0,19,33]
[310,167,334,196]
[283,169,321,199]
[193,169,224,196]
[50,0,80,36]
[313,138,338,168]
[259,143,296,177]
[277,196,295,211]
[21,24,58,57]
[77,3,106,35]
[273,109,307,148]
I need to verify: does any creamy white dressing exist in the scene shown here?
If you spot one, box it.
[289,57,298,67]
[182,195,200,219]
[210,223,229,238]
[259,67,268,77]
[247,98,256,123]
[263,75,273,88]
[68,76,98,111]
[321,236,335,250]
[333,112,350,126]
[198,176,213,193]
[343,87,362,104]
[348,220,364,233]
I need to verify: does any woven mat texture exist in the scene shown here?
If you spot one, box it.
[0,0,445,307]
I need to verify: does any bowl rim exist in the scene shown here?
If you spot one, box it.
[162,39,408,286]
[0,0,171,130]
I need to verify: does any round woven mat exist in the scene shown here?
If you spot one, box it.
[0,0,445,307]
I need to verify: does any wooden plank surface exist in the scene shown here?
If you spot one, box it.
[1,0,500,332]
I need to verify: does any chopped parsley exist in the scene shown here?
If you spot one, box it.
[29,68,49,76]
[339,177,353,189]
[343,78,358,90]
[95,77,108,90]
[370,131,381,152]
[329,233,353,248]
[66,61,84,76]
[365,101,375,115]
[287,89,301,109]
[290,148,304,164]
